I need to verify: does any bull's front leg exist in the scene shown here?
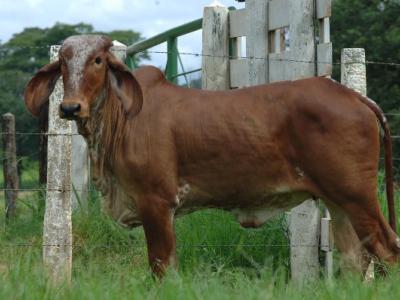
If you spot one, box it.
[137,194,177,276]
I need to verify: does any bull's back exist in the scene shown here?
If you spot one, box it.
[168,77,379,197]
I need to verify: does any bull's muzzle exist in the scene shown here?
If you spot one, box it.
[60,103,81,120]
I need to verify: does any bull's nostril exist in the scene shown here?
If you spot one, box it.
[60,103,81,119]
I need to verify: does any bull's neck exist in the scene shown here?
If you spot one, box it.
[76,89,127,182]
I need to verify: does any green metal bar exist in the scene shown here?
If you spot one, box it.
[177,52,189,87]
[171,68,202,79]
[125,55,138,70]
[127,18,202,55]
[166,37,178,84]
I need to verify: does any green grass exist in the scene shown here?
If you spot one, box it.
[1,173,400,299]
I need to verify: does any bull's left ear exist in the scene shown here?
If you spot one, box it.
[107,53,143,118]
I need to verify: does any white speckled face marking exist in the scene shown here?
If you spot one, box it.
[61,35,107,92]
[396,237,400,249]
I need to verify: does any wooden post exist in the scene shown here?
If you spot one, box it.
[2,113,19,219]
[43,45,73,283]
[201,1,230,90]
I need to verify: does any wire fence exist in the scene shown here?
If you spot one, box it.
[3,45,400,67]
[1,45,400,254]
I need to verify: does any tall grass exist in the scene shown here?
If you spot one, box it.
[1,173,400,299]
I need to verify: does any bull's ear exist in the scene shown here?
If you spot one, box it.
[107,52,143,118]
[24,60,61,117]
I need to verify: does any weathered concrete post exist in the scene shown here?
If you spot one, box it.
[201,1,230,90]
[2,113,19,219]
[71,127,89,209]
[340,48,373,280]
[246,0,269,85]
[341,48,367,96]
[111,40,128,61]
[286,0,321,283]
[43,45,73,283]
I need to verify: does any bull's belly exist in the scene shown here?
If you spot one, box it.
[174,184,311,228]
[105,182,312,229]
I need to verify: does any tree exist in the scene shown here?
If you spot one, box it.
[331,0,400,110]
[0,22,148,161]
[331,0,400,167]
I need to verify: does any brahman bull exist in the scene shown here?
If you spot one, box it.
[24,35,399,276]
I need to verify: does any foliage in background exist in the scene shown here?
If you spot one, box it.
[331,0,400,165]
[0,22,148,161]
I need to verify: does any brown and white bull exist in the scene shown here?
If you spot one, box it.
[25,35,399,276]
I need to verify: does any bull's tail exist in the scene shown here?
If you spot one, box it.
[358,96,396,232]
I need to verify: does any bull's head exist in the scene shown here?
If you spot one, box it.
[24,35,143,120]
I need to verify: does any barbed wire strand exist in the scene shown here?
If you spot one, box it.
[2,45,400,67]
[2,243,311,248]
[2,132,400,138]
[0,48,398,252]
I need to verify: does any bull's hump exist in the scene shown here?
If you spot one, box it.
[133,66,166,90]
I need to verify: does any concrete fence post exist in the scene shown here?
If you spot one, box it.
[201,1,230,90]
[2,113,19,219]
[341,48,367,96]
[43,45,73,283]
[340,48,374,280]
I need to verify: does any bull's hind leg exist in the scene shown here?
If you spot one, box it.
[323,190,400,266]
[325,202,369,273]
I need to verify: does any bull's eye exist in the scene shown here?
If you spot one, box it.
[95,57,102,65]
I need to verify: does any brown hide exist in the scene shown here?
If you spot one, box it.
[106,69,400,275]
[24,36,399,276]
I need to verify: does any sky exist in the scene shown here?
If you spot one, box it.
[0,0,245,73]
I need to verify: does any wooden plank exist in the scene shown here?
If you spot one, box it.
[317,43,332,76]
[229,9,248,38]
[202,3,230,90]
[269,0,290,30]
[317,0,331,19]
[2,113,19,219]
[43,45,73,284]
[246,0,269,85]
[230,59,249,88]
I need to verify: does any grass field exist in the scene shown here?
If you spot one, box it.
[1,172,400,299]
